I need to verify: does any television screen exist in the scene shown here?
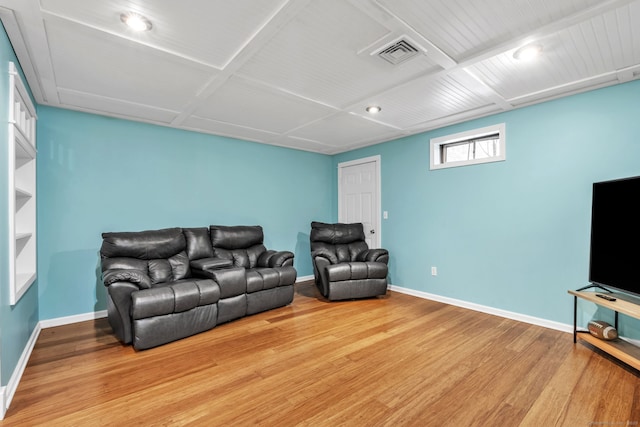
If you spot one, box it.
[589,176,640,297]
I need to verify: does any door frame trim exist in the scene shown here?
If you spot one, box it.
[337,155,382,248]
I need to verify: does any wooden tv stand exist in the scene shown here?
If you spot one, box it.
[568,288,640,371]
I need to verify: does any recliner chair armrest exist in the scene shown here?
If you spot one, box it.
[357,248,389,264]
[258,250,294,267]
[311,248,338,264]
[102,268,152,289]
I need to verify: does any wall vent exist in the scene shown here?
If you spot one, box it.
[377,38,420,65]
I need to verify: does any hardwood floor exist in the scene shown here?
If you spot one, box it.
[2,281,639,426]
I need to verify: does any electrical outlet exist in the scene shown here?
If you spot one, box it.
[383,211,388,219]
[431,266,437,276]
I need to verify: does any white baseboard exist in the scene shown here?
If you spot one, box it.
[39,310,108,329]
[296,275,314,283]
[389,285,573,334]
[3,322,42,419]
[1,385,5,420]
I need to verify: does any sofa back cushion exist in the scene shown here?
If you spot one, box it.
[209,225,266,268]
[101,227,185,259]
[100,227,190,284]
[310,222,369,263]
[183,227,214,260]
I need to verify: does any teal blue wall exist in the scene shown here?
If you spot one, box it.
[36,107,333,320]
[0,22,39,387]
[334,79,640,337]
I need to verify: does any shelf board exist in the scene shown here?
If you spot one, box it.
[14,127,36,158]
[15,187,33,199]
[15,232,32,241]
[15,271,36,291]
[577,333,640,371]
[14,121,34,147]
[568,290,640,320]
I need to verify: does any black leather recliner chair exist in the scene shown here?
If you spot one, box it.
[310,221,389,301]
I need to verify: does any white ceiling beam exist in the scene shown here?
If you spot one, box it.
[0,0,59,104]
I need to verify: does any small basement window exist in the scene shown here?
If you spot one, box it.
[430,123,505,170]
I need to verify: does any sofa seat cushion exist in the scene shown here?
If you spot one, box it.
[325,262,387,282]
[246,266,297,293]
[131,279,220,320]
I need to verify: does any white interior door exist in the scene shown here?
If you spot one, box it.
[338,156,381,249]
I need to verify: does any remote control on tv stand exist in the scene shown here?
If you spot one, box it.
[596,293,617,302]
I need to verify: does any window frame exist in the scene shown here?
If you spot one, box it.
[429,123,506,170]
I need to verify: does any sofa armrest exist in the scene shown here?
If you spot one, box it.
[107,281,141,344]
[102,268,152,289]
[190,257,233,273]
[257,250,294,268]
[357,248,389,264]
[190,257,234,279]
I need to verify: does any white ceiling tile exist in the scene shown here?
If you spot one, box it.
[238,0,440,108]
[39,0,289,68]
[58,89,178,123]
[265,135,338,154]
[45,18,215,111]
[349,74,493,128]
[377,0,603,60]
[290,113,400,147]
[182,115,279,143]
[468,2,640,101]
[193,77,337,133]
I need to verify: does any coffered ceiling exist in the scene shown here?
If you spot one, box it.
[1,0,639,154]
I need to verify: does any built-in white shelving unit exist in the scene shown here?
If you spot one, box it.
[8,61,37,305]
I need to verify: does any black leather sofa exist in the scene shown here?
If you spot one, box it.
[310,221,389,300]
[101,226,296,350]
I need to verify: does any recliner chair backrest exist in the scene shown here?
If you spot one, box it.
[310,221,369,262]
[210,225,266,268]
[100,227,190,284]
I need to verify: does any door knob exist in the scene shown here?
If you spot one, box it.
[370,229,375,234]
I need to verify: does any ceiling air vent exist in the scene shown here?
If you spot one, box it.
[377,38,420,65]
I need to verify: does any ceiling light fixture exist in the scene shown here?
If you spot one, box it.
[366,106,382,114]
[120,12,153,32]
[513,43,543,61]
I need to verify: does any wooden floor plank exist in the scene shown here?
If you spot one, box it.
[2,281,639,426]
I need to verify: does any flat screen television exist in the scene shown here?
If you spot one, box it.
[589,175,640,297]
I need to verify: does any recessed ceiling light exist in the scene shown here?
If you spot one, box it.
[366,106,382,114]
[120,12,152,32]
[513,43,543,61]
